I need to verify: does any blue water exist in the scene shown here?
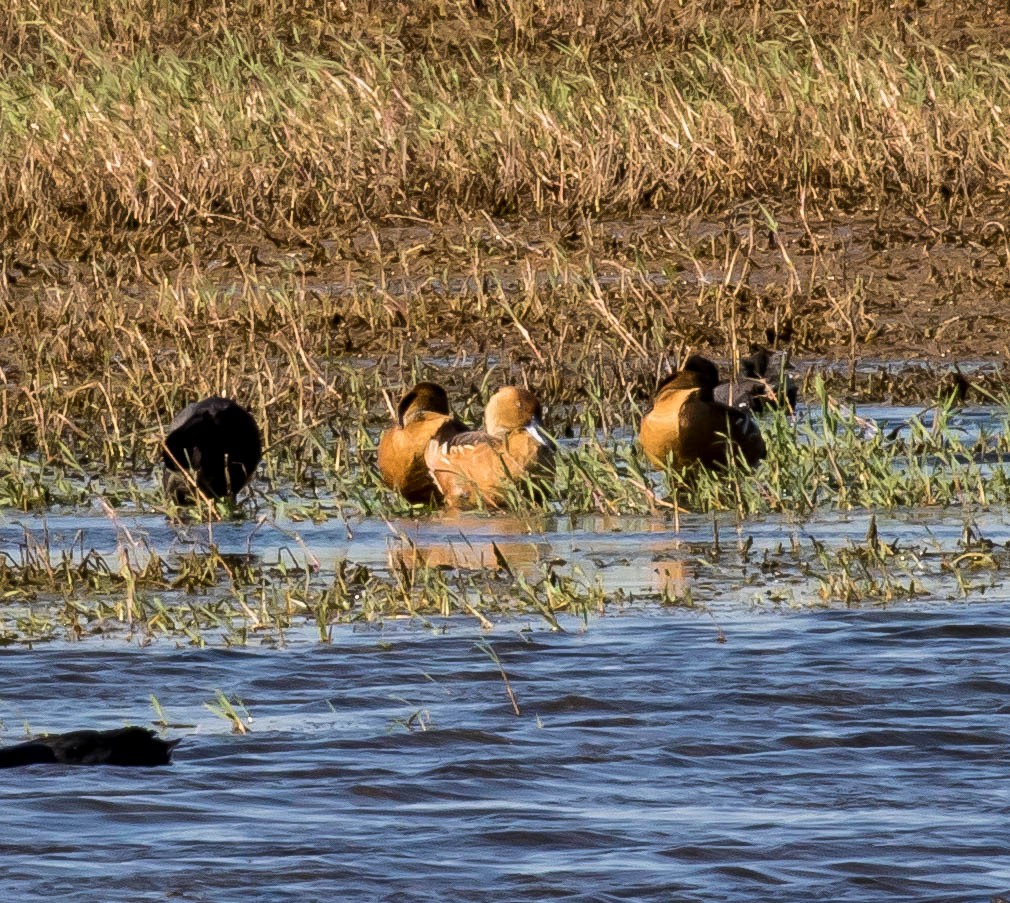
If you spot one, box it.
[2,607,1009,901]
[3,401,1010,900]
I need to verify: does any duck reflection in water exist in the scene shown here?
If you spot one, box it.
[391,537,544,574]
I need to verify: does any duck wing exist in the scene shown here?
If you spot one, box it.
[714,378,772,411]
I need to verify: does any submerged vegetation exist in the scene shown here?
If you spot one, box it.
[2,1,1010,641]
[3,393,1010,645]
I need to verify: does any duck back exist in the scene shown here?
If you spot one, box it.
[378,412,465,504]
[0,727,179,768]
[163,397,261,503]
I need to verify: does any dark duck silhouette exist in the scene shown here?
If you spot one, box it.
[0,727,179,768]
[163,397,262,504]
[639,355,766,470]
[714,348,798,413]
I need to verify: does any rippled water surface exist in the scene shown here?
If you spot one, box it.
[3,610,1010,901]
[3,404,1010,901]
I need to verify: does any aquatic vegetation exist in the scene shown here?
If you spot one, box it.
[2,387,1010,645]
[0,518,614,643]
[205,691,252,735]
[1,1,1010,644]
[2,360,1010,620]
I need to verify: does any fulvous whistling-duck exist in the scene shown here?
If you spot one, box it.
[378,382,467,504]
[424,386,555,509]
[640,355,766,469]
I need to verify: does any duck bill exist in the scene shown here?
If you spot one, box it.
[526,420,556,450]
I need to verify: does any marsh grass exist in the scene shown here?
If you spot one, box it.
[4,0,1010,257]
[3,369,1009,524]
[2,386,1010,643]
[4,195,1008,507]
[550,381,1010,517]
[0,3,1007,476]
[4,1,1010,642]
[0,516,611,643]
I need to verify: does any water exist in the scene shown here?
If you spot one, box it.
[2,403,1010,900]
[2,610,1010,901]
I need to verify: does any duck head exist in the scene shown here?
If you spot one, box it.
[656,354,721,397]
[397,382,451,426]
[484,386,553,447]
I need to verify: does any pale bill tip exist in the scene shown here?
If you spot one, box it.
[526,422,552,447]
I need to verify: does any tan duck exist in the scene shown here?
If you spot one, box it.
[378,382,466,504]
[424,386,555,509]
[639,355,766,469]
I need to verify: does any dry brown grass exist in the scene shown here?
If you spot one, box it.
[2,0,1010,504]
[2,0,1010,258]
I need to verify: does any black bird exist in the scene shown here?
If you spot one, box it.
[163,396,262,504]
[714,348,798,413]
[0,727,179,768]
[942,365,972,405]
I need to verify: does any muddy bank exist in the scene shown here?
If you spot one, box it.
[8,201,1010,368]
[3,198,1010,478]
